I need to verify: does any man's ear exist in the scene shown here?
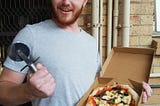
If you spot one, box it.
[83,0,88,8]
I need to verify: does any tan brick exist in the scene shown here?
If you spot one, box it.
[152,67,160,73]
[130,26,152,36]
[139,36,152,45]
[152,88,160,95]
[152,57,160,67]
[130,15,141,25]
[130,3,154,15]
[149,77,160,85]
[141,15,153,25]
[130,3,142,15]
[130,36,139,45]
[130,0,141,2]
[130,26,140,35]
[141,0,154,3]
[140,3,154,14]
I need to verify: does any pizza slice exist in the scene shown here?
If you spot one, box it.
[86,84,139,106]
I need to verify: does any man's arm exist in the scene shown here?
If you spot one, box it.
[0,67,32,105]
[0,63,56,106]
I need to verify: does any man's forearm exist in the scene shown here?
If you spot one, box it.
[0,81,34,105]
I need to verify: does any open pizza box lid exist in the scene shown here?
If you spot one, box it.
[77,47,155,106]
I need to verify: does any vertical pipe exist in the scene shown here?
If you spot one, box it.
[113,0,119,47]
[99,0,103,64]
[122,0,130,47]
[92,0,100,51]
[107,0,113,55]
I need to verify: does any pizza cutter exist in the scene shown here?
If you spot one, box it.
[8,42,39,73]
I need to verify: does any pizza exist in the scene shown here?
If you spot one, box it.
[86,84,139,106]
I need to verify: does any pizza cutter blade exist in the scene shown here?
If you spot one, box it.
[8,42,37,73]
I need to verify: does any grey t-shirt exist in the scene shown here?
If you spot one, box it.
[4,20,101,106]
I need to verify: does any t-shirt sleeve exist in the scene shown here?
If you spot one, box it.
[3,25,34,74]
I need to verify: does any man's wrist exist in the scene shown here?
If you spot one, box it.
[23,82,37,101]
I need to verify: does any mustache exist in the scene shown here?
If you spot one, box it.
[59,4,73,11]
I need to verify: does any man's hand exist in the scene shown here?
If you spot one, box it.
[25,63,56,99]
[142,81,152,103]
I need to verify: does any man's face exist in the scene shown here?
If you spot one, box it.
[51,0,87,25]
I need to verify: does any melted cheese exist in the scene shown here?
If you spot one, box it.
[122,95,131,104]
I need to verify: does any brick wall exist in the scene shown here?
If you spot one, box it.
[79,0,155,64]
[130,0,154,48]
[116,0,154,48]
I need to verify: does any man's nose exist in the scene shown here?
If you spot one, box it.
[62,0,71,5]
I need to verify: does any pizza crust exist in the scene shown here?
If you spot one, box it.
[121,85,139,105]
[86,84,139,106]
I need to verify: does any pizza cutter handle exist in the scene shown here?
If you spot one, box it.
[29,63,37,73]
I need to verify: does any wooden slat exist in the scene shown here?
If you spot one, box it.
[152,88,160,95]
[143,95,160,105]
[148,77,160,85]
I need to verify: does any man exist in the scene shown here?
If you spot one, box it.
[0,0,152,106]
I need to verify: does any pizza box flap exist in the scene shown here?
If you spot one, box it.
[100,47,154,93]
[77,47,154,106]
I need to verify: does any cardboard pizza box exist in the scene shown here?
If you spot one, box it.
[77,47,155,106]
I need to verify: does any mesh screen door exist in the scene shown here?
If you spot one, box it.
[0,0,51,36]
